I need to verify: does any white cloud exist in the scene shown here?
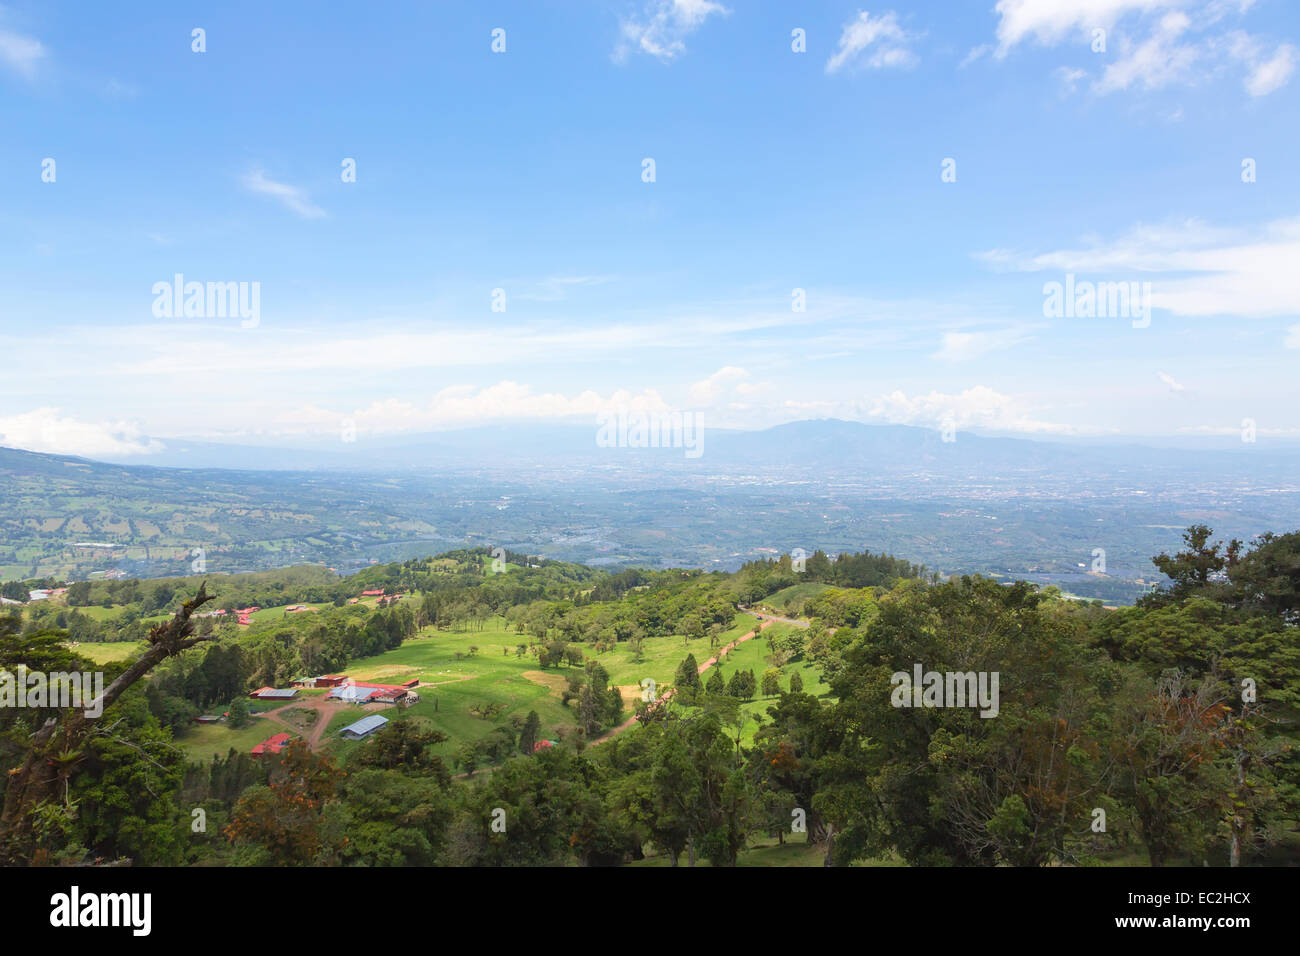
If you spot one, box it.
[1229,33,1296,95]
[977,215,1300,318]
[1055,65,1088,93]
[0,408,161,457]
[689,365,749,403]
[241,170,326,219]
[615,0,729,62]
[1285,324,1300,349]
[866,385,1096,434]
[992,0,1194,56]
[277,382,675,437]
[0,26,45,79]
[991,0,1294,97]
[826,10,918,74]
[1157,370,1186,391]
[1095,11,1200,92]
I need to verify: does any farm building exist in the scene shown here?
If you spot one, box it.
[361,589,385,597]
[251,732,292,756]
[533,739,556,753]
[339,714,389,740]
[326,681,413,705]
[316,675,348,688]
[400,678,419,689]
[249,687,299,701]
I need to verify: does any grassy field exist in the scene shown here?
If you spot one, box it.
[167,611,794,766]
[681,622,832,745]
[246,602,330,624]
[76,604,129,622]
[758,582,832,615]
[173,716,286,762]
[66,639,148,664]
[314,613,761,762]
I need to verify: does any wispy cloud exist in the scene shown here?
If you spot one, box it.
[516,275,615,302]
[1229,31,1296,95]
[241,169,326,219]
[932,327,1036,362]
[279,382,676,437]
[977,215,1300,318]
[826,10,918,74]
[1157,370,1186,391]
[990,0,1295,97]
[615,0,729,62]
[0,25,45,80]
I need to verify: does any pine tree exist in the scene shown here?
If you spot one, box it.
[520,710,541,754]
[675,654,701,692]
[706,668,725,695]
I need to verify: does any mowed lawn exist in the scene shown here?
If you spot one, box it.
[174,716,285,762]
[316,613,761,760]
[75,604,130,622]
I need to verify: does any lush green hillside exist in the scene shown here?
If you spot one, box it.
[2,529,1296,868]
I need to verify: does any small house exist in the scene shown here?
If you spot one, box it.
[251,732,293,756]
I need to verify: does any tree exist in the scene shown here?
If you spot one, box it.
[705,667,725,696]
[674,654,701,704]
[0,584,219,863]
[789,671,804,694]
[227,694,251,728]
[762,669,782,697]
[816,576,1113,867]
[1148,524,1234,605]
[1111,669,1233,866]
[1226,530,1300,621]
[354,717,449,784]
[520,710,541,755]
[225,740,345,865]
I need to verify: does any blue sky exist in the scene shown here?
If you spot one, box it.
[1,0,1297,458]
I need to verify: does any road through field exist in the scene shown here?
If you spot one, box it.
[589,616,786,747]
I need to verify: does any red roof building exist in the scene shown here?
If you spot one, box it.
[251,732,292,756]
[361,589,385,597]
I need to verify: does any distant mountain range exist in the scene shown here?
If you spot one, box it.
[84,418,1300,479]
[3,419,1298,603]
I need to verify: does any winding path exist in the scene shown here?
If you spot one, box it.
[588,616,783,747]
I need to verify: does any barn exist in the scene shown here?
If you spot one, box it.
[249,687,299,701]
[339,714,389,740]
